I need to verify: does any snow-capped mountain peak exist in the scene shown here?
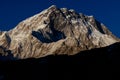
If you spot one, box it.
[0,5,119,59]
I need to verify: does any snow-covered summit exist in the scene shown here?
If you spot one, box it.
[0,5,119,59]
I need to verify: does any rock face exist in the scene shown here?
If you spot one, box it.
[0,5,119,59]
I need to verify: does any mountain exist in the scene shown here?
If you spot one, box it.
[0,5,119,60]
[0,42,120,80]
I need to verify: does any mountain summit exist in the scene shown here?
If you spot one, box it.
[0,5,119,59]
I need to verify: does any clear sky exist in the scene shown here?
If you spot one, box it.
[0,0,120,37]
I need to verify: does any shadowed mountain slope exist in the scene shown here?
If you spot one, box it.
[0,42,120,80]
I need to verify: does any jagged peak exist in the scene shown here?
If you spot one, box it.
[48,5,57,8]
[88,15,94,18]
[69,9,75,12]
[48,5,57,11]
[60,8,68,11]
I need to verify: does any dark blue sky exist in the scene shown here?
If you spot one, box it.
[0,0,120,37]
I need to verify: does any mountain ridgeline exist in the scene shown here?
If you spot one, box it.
[0,5,119,60]
[0,5,120,80]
